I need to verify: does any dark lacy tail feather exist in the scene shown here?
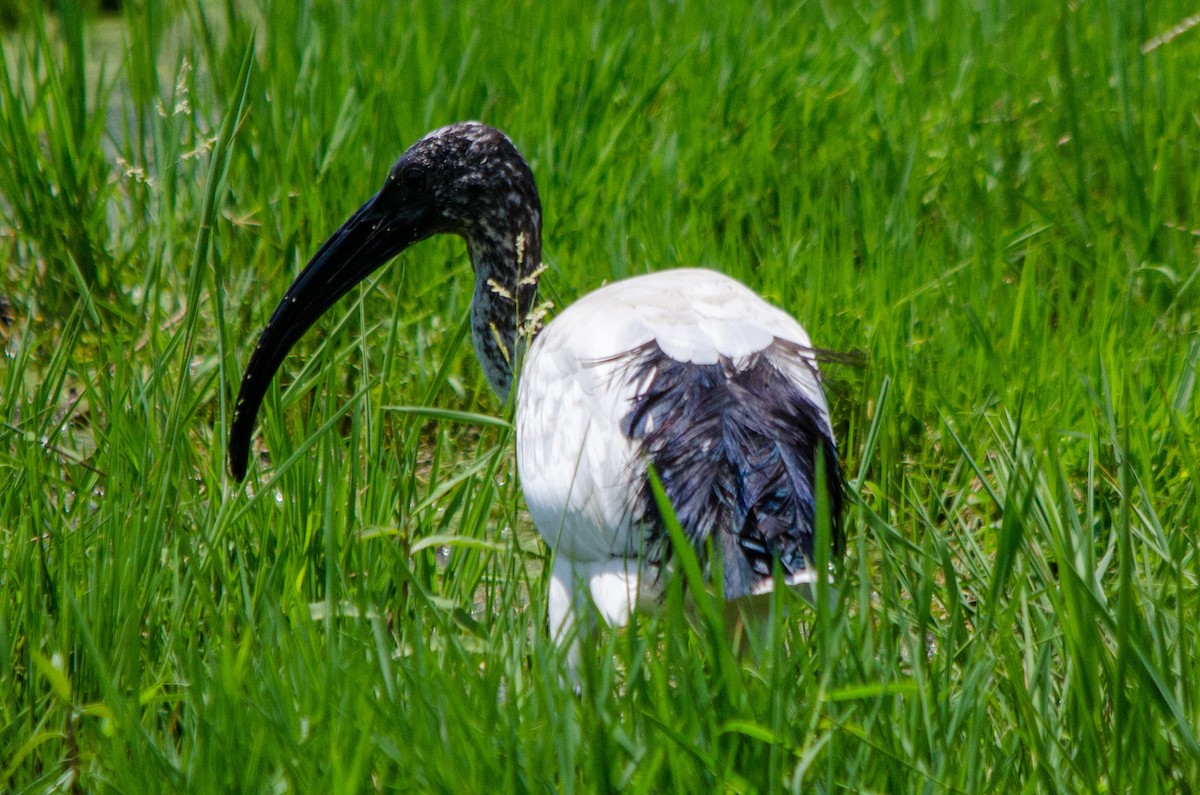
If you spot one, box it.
[618,340,843,600]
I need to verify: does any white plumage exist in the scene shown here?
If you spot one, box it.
[515,268,833,645]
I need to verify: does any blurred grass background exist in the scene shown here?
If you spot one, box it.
[1,0,1198,791]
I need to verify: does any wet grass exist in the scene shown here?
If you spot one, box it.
[2,0,1199,791]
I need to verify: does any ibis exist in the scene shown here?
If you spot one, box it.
[229,121,843,663]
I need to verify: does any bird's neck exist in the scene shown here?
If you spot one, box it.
[465,218,543,399]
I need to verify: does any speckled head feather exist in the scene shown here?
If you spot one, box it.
[390,122,542,246]
[391,123,544,399]
[228,122,543,481]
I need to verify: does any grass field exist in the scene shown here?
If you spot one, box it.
[2,0,1199,791]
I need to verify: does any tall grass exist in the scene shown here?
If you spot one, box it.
[2,0,1198,790]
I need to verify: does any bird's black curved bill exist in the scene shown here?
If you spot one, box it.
[228,191,418,481]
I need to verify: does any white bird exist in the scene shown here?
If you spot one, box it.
[229,122,843,663]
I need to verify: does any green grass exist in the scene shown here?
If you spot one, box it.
[2,0,1199,790]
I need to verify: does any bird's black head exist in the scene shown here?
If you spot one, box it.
[382,122,541,239]
[227,121,541,482]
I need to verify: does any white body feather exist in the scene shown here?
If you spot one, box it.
[515,268,832,646]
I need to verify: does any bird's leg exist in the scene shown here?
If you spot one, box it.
[723,579,838,662]
[547,556,588,679]
[724,594,771,661]
[548,556,646,687]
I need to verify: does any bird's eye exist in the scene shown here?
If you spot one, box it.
[396,164,432,193]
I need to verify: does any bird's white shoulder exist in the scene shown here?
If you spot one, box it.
[534,268,815,365]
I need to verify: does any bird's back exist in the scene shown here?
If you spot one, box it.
[516,268,841,605]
